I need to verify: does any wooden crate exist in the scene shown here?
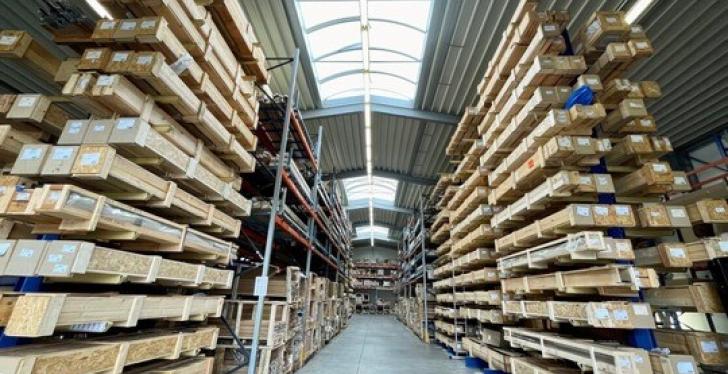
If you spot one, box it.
[219,300,289,349]
[504,327,652,374]
[503,300,654,329]
[644,283,723,313]
[2,293,223,337]
[653,329,728,366]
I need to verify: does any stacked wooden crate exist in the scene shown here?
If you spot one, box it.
[0,1,269,373]
[394,283,432,341]
[432,1,711,373]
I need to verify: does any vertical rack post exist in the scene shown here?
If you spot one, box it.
[419,196,429,343]
[247,48,301,374]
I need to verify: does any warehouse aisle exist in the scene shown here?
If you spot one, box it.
[297,315,472,374]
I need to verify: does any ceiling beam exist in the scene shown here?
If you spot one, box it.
[300,103,458,125]
[345,199,414,215]
[325,169,436,186]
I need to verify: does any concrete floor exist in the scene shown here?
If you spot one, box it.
[297,315,474,374]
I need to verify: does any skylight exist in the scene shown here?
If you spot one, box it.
[297,0,432,107]
[355,225,390,241]
[342,176,398,205]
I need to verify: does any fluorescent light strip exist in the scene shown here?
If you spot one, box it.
[85,0,112,19]
[625,0,655,24]
[359,0,374,246]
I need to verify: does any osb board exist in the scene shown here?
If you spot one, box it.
[123,334,180,365]
[0,342,121,374]
[87,246,154,276]
[127,357,214,374]
[158,259,199,280]
[0,293,18,326]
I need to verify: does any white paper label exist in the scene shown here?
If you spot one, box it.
[606,16,618,23]
[487,271,496,278]
[576,137,590,146]
[674,176,687,185]
[701,340,718,353]
[640,118,653,127]
[120,21,137,30]
[0,35,18,45]
[670,208,686,218]
[630,135,644,143]
[0,243,10,256]
[558,137,572,147]
[616,241,630,252]
[47,254,63,263]
[632,304,649,315]
[544,25,556,32]
[97,75,114,86]
[676,361,696,374]
[140,20,157,29]
[595,175,609,185]
[15,191,29,201]
[86,50,102,59]
[613,309,628,321]
[615,206,630,216]
[716,207,726,213]
[51,147,74,160]
[20,147,42,160]
[650,211,661,217]
[576,206,590,216]
[594,206,609,216]
[614,44,627,52]
[254,276,268,296]
[636,41,649,49]
[18,248,35,257]
[99,20,115,30]
[652,163,668,172]
[112,52,129,62]
[62,244,77,253]
[79,153,100,166]
[594,308,609,319]
[579,176,593,185]
[69,322,108,333]
[136,55,153,65]
[629,101,644,109]
[17,96,36,107]
[92,124,106,132]
[116,118,136,129]
[669,247,686,258]
[616,357,631,368]
[67,121,83,134]
[52,263,69,274]
[587,78,599,85]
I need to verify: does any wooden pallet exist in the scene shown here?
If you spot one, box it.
[451,224,501,255]
[500,264,658,296]
[0,327,218,374]
[0,239,232,289]
[450,186,490,225]
[463,336,525,372]
[502,300,654,329]
[503,327,652,374]
[451,204,495,239]
[510,356,581,374]
[2,293,223,337]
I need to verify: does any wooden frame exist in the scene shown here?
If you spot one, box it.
[2,294,223,337]
[500,264,658,296]
[497,231,633,275]
[0,327,218,374]
[219,300,289,349]
[502,300,655,329]
[503,327,652,374]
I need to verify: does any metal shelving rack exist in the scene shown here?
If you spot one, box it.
[238,48,352,374]
[398,195,436,343]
